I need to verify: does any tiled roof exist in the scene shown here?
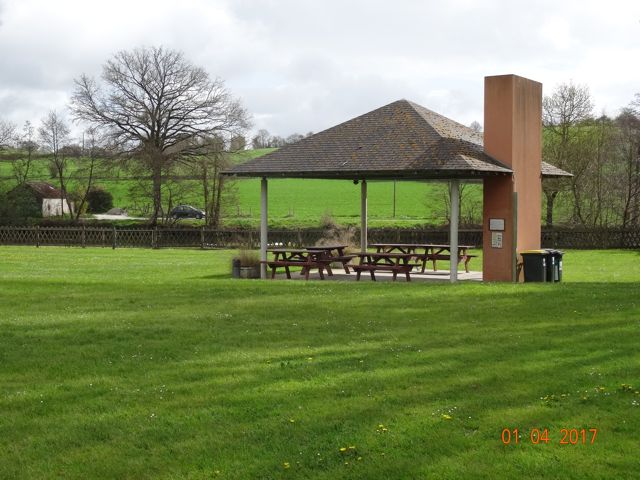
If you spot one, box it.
[25,181,63,199]
[225,100,512,179]
[225,99,571,179]
[540,161,573,178]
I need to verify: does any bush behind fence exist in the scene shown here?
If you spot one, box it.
[0,226,639,249]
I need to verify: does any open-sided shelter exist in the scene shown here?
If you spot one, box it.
[224,74,571,281]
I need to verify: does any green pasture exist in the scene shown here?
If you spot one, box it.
[1,247,638,479]
[2,149,578,228]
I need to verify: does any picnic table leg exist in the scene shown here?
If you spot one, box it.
[464,256,471,273]
[318,267,325,280]
[326,264,333,276]
[406,271,411,282]
[303,266,310,281]
[421,257,427,273]
[285,265,292,279]
[356,270,362,281]
[370,270,376,281]
[392,271,398,281]
[336,248,351,274]
[271,266,277,279]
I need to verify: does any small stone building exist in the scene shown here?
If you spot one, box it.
[21,182,74,217]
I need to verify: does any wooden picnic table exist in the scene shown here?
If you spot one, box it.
[305,244,354,274]
[352,252,419,282]
[265,248,335,280]
[370,243,477,273]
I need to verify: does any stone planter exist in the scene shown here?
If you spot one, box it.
[239,265,261,279]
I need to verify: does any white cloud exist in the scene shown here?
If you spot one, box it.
[0,0,639,139]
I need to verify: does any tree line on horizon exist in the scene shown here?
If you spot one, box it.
[0,46,639,229]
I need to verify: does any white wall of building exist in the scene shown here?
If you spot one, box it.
[42,198,74,217]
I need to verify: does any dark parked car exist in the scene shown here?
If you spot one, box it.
[169,205,206,220]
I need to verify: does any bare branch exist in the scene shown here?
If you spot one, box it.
[69,45,250,224]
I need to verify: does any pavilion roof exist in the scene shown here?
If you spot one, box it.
[225,99,571,180]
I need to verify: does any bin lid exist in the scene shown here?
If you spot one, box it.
[521,249,547,254]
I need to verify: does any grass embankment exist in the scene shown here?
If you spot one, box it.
[1,248,639,479]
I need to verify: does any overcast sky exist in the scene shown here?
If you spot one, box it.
[1,0,639,140]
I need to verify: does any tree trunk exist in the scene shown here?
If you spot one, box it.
[57,167,68,218]
[212,175,224,228]
[545,190,558,227]
[75,158,96,220]
[151,164,162,226]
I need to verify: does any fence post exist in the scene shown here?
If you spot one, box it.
[112,227,117,249]
[36,226,40,248]
[201,226,205,249]
[81,225,86,248]
[152,227,158,249]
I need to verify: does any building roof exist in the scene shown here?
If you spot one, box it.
[24,181,64,199]
[224,99,571,180]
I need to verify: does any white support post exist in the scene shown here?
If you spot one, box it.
[450,179,460,283]
[260,177,268,279]
[360,180,368,252]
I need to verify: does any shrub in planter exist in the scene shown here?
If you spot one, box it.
[232,249,261,278]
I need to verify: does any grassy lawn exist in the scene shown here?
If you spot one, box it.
[1,247,639,479]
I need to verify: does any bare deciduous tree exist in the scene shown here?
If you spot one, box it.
[229,135,246,151]
[614,108,640,227]
[0,117,16,148]
[73,128,108,219]
[542,82,593,226]
[190,136,237,228]
[39,111,71,217]
[469,120,482,133]
[251,129,271,149]
[12,121,38,184]
[70,45,249,224]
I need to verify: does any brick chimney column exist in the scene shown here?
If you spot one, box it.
[482,75,542,282]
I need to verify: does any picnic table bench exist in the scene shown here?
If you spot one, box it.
[370,243,477,273]
[305,244,355,274]
[264,248,337,280]
[352,252,420,281]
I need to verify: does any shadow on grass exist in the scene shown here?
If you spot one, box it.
[2,280,640,479]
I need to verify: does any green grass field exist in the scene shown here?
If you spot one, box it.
[4,149,577,228]
[1,247,638,479]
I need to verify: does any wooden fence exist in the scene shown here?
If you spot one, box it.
[0,226,638,249]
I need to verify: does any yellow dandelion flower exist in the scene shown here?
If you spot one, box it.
[339,447,347,452]
[283,462,290,469]
[289,418,295,423]
[442,414,453,420]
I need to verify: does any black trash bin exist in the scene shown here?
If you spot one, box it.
[521,250,548,282]
[545,249,564,282]
[231,258,241,278]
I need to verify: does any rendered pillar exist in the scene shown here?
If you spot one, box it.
[260,177,268,279]
[360,180,367,251]
[450,179,460,283]
[483,75,542,282]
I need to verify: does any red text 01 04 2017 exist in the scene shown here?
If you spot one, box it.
[501,428,598,445]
